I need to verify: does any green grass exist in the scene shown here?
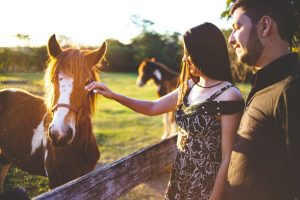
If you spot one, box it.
[0,72,44,94]
[0,72,251,198]
[94,72,163,163]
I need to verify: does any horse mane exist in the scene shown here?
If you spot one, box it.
[148,60,179,76]
[44,49,100,115]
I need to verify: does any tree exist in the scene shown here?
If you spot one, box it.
[130,15,155,33]
[31,46,48,71]
[58,35,72,48]
[0,48,10,72]
[159,32,182,71]
[16,34,30,47]
[131,31,181,72]
[104,39,134,72]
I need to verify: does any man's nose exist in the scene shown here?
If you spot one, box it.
[228,31,235,45]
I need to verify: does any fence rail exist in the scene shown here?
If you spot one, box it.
[34,134,178,200]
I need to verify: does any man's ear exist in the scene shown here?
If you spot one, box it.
[258,16,273,37]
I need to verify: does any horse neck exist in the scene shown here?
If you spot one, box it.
[73,115,99,164]
[77,94,96,133]
[76,115,92,141]
[152,61,178,78]
[46,116,99,175]
[75,104,93,139]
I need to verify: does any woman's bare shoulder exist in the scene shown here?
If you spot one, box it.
[217,83,244,102]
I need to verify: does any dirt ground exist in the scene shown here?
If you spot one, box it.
[119,169,171,200]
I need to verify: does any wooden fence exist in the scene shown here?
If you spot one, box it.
[34,134,178,200]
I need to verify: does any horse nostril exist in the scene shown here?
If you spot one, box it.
[67,127,73,136]
[49,129,59,145]
[66,126,73,141]
[48,125,73,146]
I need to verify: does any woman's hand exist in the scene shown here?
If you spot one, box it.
[85,81,115,99]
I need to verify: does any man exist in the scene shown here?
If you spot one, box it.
[226,0,300,199]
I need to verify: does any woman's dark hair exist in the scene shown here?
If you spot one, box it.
[177,22,233,106]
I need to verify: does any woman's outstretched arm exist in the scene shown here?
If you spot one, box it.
[85,81,178,116]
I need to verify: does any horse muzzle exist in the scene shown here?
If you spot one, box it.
[136,79,145,87]
[48,126,74,146]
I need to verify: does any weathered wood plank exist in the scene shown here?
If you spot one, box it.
[34,134,178,200]
[0,80,28,84]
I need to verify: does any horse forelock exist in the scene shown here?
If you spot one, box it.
[139,60,156,74]
[44,49,99,115]
[89,65,100,116]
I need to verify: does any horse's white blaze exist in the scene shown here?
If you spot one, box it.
[31,115,47,155]
[51,73,74,131]
[153,69,162,81]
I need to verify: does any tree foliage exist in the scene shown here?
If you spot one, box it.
[130,31,182,72]
[0,47,47,72]
[6,1,300,82]
[130,15,155,32]
[104,39,134,72]
[0,16,182,74]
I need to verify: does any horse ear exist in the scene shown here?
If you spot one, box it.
[85,42,107,66]
[48,34,62,58]
[150,57,156,62]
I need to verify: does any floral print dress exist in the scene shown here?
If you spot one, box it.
[165,84,244,200]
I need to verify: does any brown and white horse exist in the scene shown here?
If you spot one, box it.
[136,58,179,139]
[0,35,106,191]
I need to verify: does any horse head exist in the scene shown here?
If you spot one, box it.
[136,58,161,87]
[45,34,106,146]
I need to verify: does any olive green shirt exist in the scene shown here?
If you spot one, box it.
[227,53,300,200]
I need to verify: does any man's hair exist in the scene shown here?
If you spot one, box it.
[230,0,298,45]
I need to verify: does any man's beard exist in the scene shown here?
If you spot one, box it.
[240,25,263,66]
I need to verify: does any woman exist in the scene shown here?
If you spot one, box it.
[85,22,244,200]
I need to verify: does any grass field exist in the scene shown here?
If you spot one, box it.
[0,72,251,198]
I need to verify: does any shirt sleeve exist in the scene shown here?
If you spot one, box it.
[280,82,300,199]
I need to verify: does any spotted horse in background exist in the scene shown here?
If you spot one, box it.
[136,58,179,139]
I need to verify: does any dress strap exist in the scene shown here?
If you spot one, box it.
[206,84,234,101]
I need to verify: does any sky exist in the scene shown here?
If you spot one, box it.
[0,0,231,47]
